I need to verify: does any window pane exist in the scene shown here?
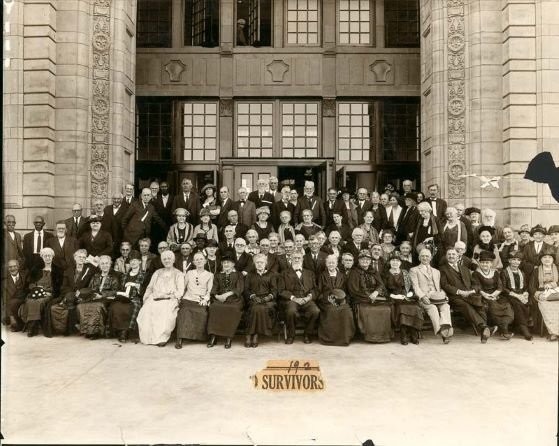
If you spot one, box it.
[136,97,173,161]
[183,101,218,161]
[137,0,171,48]
[286,0,320,46]
[337,102,372,163]
[281,101,320,158]
[385,0,420,47]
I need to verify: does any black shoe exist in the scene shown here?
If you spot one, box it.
[224,338,232,349]
[285,337,294,344]
[400,326,409,345]
[118,330,128,343]
[157,341,167,348]
[10,324,22,333]
[244,338,252,348]
[481,327,490,343]
[303,335,312,344]
[520,326,533,341]
[207,335,216,348]
[174,339,182,349]
[442,336,451,344]
[410,329,419,345]
[89,334,100,340]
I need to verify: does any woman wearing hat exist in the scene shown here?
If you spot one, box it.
[252,206,274,240]
[317,254,355,346]
[175,252,214,348]
[204,240,221,274]
[166,208,194,252]
[517,224,531,250]
[464,207,481,233]
[472,226,503,270]
[529,246,559,341]
[193,208,219,244]
[108,251,146,343]
[78,215,113,257]
[472,250,514,339]
[382,252,424,345]
[347,250,392,343]
[207,252,244,349]
[500,250,532,340]
[522,225,552,272]
[200,184,221,223]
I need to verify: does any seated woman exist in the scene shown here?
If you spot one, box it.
[175,252,214,348]
[317,254,355,346]
[49,249,95,336]
[472,250,513,339]
[295,209,322,240]
[321,230,343,259]
[347,250,392,343]
[193,208,219,243]
[359,210,380,247]
[529,247,559,341]
[500,250,532,340]
[379,229,397,261]
[383,252,424,345]
[245,229,261,256]
[76,255,121,339]
[409,248,453,343]
[276,210,296,245]
[252,206,274,241]
[243,253,278,348]
[21,247,63,337]
[472,226,503,270]
[137,250,184,346]
[207,252,244,349]
[109,251,146,343]
[441,207,468,253]
[167,208,194,252]
[113,241,135,275]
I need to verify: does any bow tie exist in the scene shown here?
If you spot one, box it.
[295,269,302,273]
[241,200,246,203]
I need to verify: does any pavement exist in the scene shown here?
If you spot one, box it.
[1,326,557,445]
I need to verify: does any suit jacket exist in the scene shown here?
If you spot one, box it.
[355,200,373,226]
[440,263,474,297]
[234,200,256,228]
[217,197,235,229]
[3,230,24,265]
[79,230,113,257]
[102,204,127,252]
[409,264,444,299]
[23,230,55,267]
[171,192,201,225]
[427,198,448,221]
[46,236,79,270]
[60,264,96,296]
[325,223,352,243]
[234,252,254,274]
[324,199,345,226]
[64,216,89,239]
[521,241,553,271]
[397,206,420,243]
[303,251,328,276]
[121,201,167,246]
[2,270,28,302]
[298,195,326,227]
[342,241,369,262]
[272,200,297,229]
[248,191,275,210]
[279,268,317,301]
[277,254,294,272]
[155,193,175,226]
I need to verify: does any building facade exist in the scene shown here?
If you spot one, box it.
[3,0,559,230]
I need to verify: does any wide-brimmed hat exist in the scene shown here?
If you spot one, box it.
[531,224,547,236]
[388,251,401,261]
[330,289,346,302]
[199,208,211,217]
[129,251,142,261]
[201,184,215,194]
[206,240,218,248]
[478,225,495,236]
[340,187,353,196]
[89,215,102,223]
[464,207,481,216]
[539,245,556,259]
[404,192,418,203]
[221,251,235,263]
[508,250,523,260]
[194,232,207,240]
[478,250,496,262]
[358,249,372,259]
[548,225,559,235]
[256,206,270,215]
[518,224,530,235]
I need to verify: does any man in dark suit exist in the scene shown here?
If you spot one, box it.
[156,181,174,227]
[324,187,344,227]
[102,193,127,259]
[65,203,89,239]
[46,221,79,271]
[355,187,373,226]
[122,182,136,208]
[369,243,386,274]
[248,178,275,210]
[122,188,168,248]
[297,180,326,227]
[272,186,296,230]
[172,178,200,225]
[279,251,320,344]
[325,211,352,243]
[2,259,28,330]
[219,224,237,251]
[343,227,369,264]
[303,235,327,275]
[440,247,491,342]
[426,184,448,221]
[221,210,249,241]
[234,187,257,228]
[268,176,282,202]
[521,225,552,273]
[4,214,24,267]
[23,215,55,268]
[217,186,235,230]
[277,239,296,272]
[149,181,168,248]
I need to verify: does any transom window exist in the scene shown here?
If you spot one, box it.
[281,103,319,158]
[137,0,172,48]
[337,103,371,162]
[236,103,274,158]
[286,0,320,45]
[338,0,371,45]
[183,103,218,161]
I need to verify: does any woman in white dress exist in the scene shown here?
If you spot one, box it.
[137,250,185,347]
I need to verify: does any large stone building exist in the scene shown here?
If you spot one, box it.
[3,0,559,229]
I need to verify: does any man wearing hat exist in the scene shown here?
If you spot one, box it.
[517,224,531,250]
[521,225,552,273]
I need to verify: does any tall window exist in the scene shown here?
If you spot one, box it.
[286,0,319,45]
[137,0,172,48]
[185,0,220,47]
[236,103,273,158]
[236,0,272,46]
[281,103,319,158]
[338,0,371,45]
[136,98,173,161]
[382,98,420,162]
[337,103,372,161]
[183,103,218,161]
[385,0,420,47]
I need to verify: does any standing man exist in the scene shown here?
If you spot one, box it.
[298,181,326,228]
[46,221,79,270]
[3,215,24,267]
[427,184,447,221]
[355,187,373,226]
[23,215,54,268]
[370,192,388,232]
[324,187,343,227]
[123,183,136,207]
[268,176,282,202]
[248,178,275,210]
[303,235,327,275]
[172,178,200,225]
[122,188,168,248]
[149,181,167,248]
[156,181,175,228]
[65,204,89,239]
[102,193,127,259]
[272,185,296,229]
[217,186,234,229]
[235,187,257,228]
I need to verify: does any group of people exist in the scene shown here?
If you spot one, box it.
[3,176,559,348]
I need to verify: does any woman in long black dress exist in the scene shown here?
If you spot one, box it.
[207,252,244,349]
[382,252,424,345]
[347,250,392,343]
[243,253,278,347]
[472,250,513,339]
[317,254,355,346]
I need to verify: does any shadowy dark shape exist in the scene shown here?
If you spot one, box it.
[524,151,559,203]
[362,440,375,446]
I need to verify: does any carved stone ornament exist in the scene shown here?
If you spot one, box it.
[164,60,186,82]
[369,60,393,83]
[219,99,233,117]
[322,99,336,117]
[266,59,290,82]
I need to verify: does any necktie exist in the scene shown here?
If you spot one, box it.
[389,209,394,226]
[36,232,42,254]
[74,218,79,233]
